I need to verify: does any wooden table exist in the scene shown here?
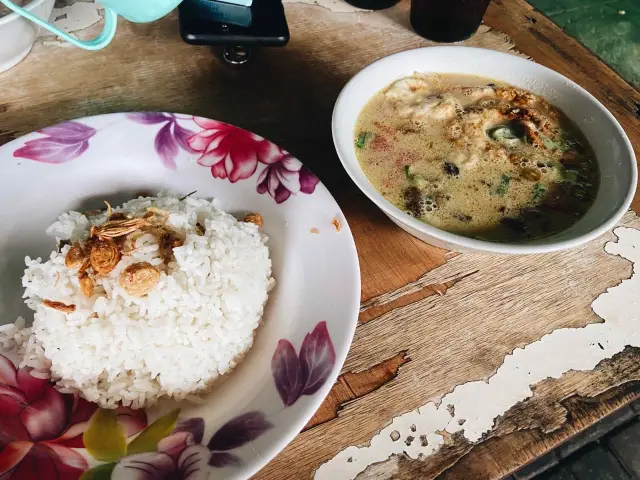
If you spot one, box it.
[2,0,640,478]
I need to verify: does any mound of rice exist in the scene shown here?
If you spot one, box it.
[0,194,274,408]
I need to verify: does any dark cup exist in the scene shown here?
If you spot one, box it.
[344,0,400,10]
[410,0,491,43]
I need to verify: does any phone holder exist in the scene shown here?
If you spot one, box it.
[178,0,290,67]
[223,45,252,65]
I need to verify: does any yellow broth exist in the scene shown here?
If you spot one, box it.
[354,74,599,241]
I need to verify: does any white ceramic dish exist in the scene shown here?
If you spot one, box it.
[0,0,54,73]
[333,46,637,254]
[0,113,360,479]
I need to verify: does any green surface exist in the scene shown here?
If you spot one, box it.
[528,0,640,88]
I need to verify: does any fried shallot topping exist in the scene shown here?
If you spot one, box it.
[90,238,121,275]
[42,300,76,313]
[65,242,87,270]
[243,213,263,227]
[119,262,161,297]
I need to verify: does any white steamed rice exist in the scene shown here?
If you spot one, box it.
[0,194,274,408]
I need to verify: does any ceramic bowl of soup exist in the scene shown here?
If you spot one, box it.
[332,46,637,254]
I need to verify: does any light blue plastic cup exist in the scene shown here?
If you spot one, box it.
[0,0,184,50]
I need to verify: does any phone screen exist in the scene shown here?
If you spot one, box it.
[179,0,289,46]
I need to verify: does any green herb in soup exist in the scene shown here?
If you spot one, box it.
[354,74,599,242]
[355,132,372,149]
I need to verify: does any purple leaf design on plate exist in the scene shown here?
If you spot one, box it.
[128,113,194,168]
[13,121,96,163]
[127,112,172,124]
[155,122,179,170]
[111,451,175,479]
[299,167,320,194]
[173,122,196,153]
[13,138,90,164]
[209,452,241,467]
[176,445,212,478]
[300,321,336,396]
[271,340,303,405]
[207,411,272,451]
[173,417,204,444]
[38,121,96,143]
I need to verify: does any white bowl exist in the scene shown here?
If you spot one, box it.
[0,0,55,73]
[333,47,637,254]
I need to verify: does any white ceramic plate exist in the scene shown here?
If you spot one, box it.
[0,113,360,480]
[333,47,637,254]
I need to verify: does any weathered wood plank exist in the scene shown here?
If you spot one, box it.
[305,351,410,430]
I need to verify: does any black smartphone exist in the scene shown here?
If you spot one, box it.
[179,0,289,47]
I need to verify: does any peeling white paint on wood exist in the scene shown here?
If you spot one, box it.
[315,225,640,480]
[40,1,102,45]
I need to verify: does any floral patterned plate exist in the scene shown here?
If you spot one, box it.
[0,113,361,480]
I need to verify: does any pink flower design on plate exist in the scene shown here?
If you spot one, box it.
[187,118,283,183]
[271,321,336,406]
[0,355,147,480]
[256,153,320,204]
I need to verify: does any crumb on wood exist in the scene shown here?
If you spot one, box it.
[310,228,320,234]
[331,217,341,232]
[434,285,447,296]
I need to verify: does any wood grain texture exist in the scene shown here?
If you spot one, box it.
[0,0,639,479]
[258,212,640,480]
[305,351,410,430]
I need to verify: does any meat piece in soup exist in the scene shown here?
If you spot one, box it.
[354,74,599,242]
